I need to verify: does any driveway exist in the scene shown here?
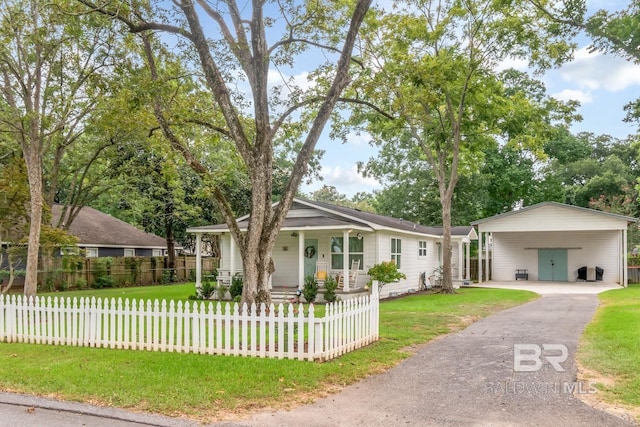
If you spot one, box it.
[220,294,634,426]
[1,292,634,426]
[472,281,622,295]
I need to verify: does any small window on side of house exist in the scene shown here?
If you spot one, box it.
[418,240,428,257]
[391,238,402,268]
[85,248,99,258]
[124,248,135,257]
[152,249,163,257]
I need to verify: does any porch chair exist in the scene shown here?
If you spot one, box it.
[315,261,328,285]
[338,259,360,290]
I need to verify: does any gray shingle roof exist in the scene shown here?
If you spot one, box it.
[51,205,168,248]
[188,198,475,238]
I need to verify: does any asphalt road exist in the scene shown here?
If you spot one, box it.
[0,294,635,426]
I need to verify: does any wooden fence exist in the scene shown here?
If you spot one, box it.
[468,259,492,281]
[628,266,640,284]
[0,285,380,362]
[34,256,218,291]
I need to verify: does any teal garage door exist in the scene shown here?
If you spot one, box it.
[538,249,568,281]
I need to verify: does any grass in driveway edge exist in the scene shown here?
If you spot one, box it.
[0,286,536,423]
[577,284,640,422]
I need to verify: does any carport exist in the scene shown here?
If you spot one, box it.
[471,202,637,286]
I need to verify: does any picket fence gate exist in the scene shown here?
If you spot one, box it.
[0,286,380,362]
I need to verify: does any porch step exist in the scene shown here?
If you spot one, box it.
[270,287,299,304]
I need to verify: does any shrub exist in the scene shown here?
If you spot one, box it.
[229,274,243,299]
[323,275,338,303]
[302,275,318,303]
[215,283,229,300]
[367,261,406,291]
[189,281,216,300]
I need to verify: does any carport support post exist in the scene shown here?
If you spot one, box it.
[623,228,628,287]
[478,232,483,284]
[195,232,202,289]
[465,238,471,280]
[457,240,463,280]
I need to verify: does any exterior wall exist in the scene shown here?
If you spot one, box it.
[492,230,621,283]
[480,204,628,232]
[375,231,439,298]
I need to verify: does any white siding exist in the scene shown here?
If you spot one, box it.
[375,232,440,298]
[480,205,629,232]
[492,230,621,283]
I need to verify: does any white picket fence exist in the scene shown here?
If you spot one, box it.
[0,285,379,362]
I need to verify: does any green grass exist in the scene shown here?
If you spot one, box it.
[40,283,198,303]
[0,287,536,422]
[578,284,640,417]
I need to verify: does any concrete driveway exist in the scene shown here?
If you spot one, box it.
[472,281,623,295]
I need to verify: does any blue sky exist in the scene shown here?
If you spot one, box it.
[299,0,640,197]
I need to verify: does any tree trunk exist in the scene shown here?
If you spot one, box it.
[23,147,44,298]
[440,196,455,294]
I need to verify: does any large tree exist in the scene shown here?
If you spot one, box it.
[77,0,372,304]
[0,0,125,297]
[350,0,579,292]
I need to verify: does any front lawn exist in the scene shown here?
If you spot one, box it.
[578,284,640,420]
[0,286,536,422]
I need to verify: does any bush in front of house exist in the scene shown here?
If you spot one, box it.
[229,274,243,299]
[323,275,338,303]
[367,260,406,291]
[302,275,318,303]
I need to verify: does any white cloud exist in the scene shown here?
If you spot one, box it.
[496,56,529,72]
[552,89,593,104]
[558,48,640,92]
[302,165,381,197]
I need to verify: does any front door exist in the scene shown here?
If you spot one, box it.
[538,249,568,281]
[303,238,318,279]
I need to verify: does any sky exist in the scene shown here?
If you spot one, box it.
[299,0,640,198]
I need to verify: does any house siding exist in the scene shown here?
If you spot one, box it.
[479,205,628,232]
[492,230,621,283]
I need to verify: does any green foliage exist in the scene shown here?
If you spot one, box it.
[189,282,216,300]
[124,257,144,285]
[229,274,243,299]
[367,261,406,289]
[92,258,114,289]
[322,275,338,303]
[302,275,319,303]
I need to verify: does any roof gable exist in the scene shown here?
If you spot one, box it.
[472,202,636,232]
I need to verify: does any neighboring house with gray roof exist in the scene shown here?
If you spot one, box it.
[187,198,477,298]
[52,205,172,258]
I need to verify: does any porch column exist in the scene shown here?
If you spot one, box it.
[195,232,202,289]
[457,240,463,280]
[230,235,236,278]
[343,230,350,292]
[298,231,305,289]
[623,228,628,287]
[465,238,471,280]
[478,232,483,284]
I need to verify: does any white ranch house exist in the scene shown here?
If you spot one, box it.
[188,199,477,299]
[472,202,636,286]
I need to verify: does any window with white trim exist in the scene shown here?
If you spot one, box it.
[418,240,428,257]
[152,249,163,257]
[330,236,364,270]
[391,238,402,268]
[123,248,135,257]
[84,248,99,258]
